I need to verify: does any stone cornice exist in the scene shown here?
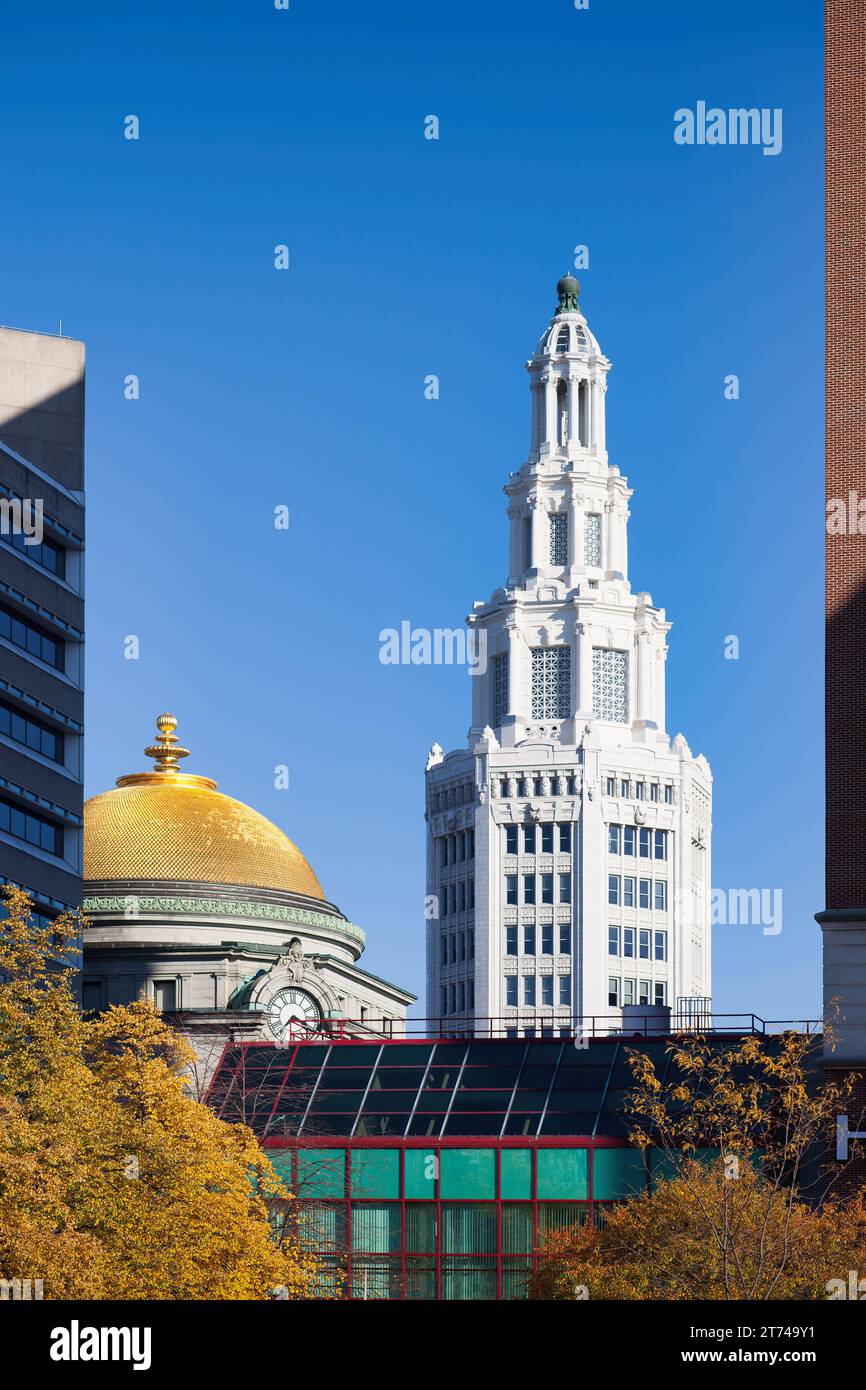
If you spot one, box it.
[82,895,366,948]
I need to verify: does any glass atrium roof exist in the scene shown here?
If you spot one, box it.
[206,1034,806,1143]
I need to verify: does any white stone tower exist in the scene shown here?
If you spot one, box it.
[425,275,713,1036]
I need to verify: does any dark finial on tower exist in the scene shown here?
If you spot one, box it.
[555,274,580,314]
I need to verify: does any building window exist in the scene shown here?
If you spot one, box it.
[639,979,651,1005]
[655,881,668,912]
[608,874,620,906]
[505,825,518,855]
[504,976,517,1007]
[558,974,571,1006]
[654,830,668,861]
[620,778,630,798]
[558,823,571,852]
[623,826,635,857]
[541,874,554,905]
[650,783,659,802]
[623,927,635,958]
[457,982,465,1012]
[82,980,103,1011]
[608,926,620,957]
[523,875,536,905]
[549,513,568,566]
[468,929,475,958]
[459,931,466,962]
[523,924,536,955]
[606,776,616,796]
[441,986,448,1015]
[639,879,651,910]
[439,838,448,868]
[523,824,536,854]
[0,701,64,763]
[623,876,635,908]
[608,824,620,854]
[153,980,177,1012]
[608,977,620,1008]
[493,652,509,726]
[623,978,635,1006]
[558,873,571,904]
[635,781,645,801]
[664,785,674,805]
[639,928,650,960]
[0,604,63,670]
[524,977,536,1006]
[654,981,667,1006]
[584,512,602,567]
[440,935,447,965]
[0,797,63,855]
[468,980,475,1008]
[541,975,554,1006]
[505,875,518,906]
[541,823,554,854]
[559,923,571,953]
[531,646,571,720]
[639,828,651,858]
[2,525,66,579]
[506,925,518,956]
[592,648,629,723]
[654,930,667,962]
[448,934,457,964]
[541,923,553,955]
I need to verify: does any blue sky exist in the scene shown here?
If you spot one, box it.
[1,0,823,1017]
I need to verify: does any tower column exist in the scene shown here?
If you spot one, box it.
[567,373,580,456]
[529,496,545,571]
[506,619,522,718]
[636,632,652,722]
[577,622,592,715]
[597,379,607,454]
[543,373,557,447]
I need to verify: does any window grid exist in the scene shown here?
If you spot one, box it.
[592,648,628,723]
[549,514,568,566]
[531,647,571,720]
[584,512,602,567]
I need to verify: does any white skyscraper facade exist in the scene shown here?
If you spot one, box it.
[425,276,712,1035]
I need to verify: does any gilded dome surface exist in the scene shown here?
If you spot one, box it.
[84,714,325,901]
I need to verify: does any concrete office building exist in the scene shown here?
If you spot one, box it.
[0,327,85,928]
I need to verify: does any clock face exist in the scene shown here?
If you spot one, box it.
[267,987,322,1039]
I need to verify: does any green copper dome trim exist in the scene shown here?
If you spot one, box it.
[82,895,366,947]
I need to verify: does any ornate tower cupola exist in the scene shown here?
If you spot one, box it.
[527,275,611,465]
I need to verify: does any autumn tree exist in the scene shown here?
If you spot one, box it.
[0,886,323,1299]
[530,1030,865,1300]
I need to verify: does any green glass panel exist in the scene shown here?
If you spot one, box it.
[538,1202,589,1239]
[406,1203,437,1253]
[439,1148,496,1198]
[501,1203,534,1253]
[501,1149,532,1199]
[441,1257,497,1300]
[592,1146,647,1199]
[266,1150,294,1187]
[298,1202,347,1253]
[405,1258,437,1300]
[350,1148,399,1198]
[405,1148,437,1198]
[441,1202,497,1254]
[350,1203,401,1253]
[296,1147,346,1198]
[649,1146,724,1189]
[537,1148,589,1199]
[501,1258,532,1300]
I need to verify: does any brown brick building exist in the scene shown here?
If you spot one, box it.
[817,0,866,1186]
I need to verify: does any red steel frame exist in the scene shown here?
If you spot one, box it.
[264,1135,633,1301]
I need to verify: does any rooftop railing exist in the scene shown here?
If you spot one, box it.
[285,1013,823,1045]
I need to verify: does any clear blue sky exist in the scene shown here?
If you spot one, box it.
[1,0,823,1018]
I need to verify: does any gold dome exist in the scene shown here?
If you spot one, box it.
[84,714,325,901]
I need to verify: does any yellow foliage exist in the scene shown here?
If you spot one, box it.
[0,886,324,1299]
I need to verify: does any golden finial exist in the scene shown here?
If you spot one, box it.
[144,712,190,774]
